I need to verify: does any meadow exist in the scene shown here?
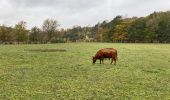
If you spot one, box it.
[0,43,170,99]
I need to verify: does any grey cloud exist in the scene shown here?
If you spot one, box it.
[8,0,105,11]
[0,0,170,28]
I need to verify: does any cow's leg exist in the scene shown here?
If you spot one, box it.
[114,58,116,65]
[102,59,104,64]
[111,58,113,64]
[100,59,102,64]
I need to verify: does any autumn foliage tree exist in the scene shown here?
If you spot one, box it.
[13,21,28,43]
[29,26,42,43]
[113,19,134,42]
[0,11,170,44]
[0,25,14,43]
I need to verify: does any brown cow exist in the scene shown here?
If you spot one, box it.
[92,48,118,65]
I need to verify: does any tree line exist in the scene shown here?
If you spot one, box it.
[0,11,170,44]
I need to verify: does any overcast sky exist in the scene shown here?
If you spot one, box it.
[0,0,170,29]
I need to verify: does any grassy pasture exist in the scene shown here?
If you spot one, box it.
[0,43,170,99]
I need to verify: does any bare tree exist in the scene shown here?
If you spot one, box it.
[42,18,59,42]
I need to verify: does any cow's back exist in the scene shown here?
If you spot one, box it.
[95,48,117,58]
[102,48,116,58]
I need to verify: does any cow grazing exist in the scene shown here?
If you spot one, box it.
[92,48,118,65]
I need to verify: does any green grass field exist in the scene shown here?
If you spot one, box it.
[0,43,170,99]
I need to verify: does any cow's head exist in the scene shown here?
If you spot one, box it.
[92,56,97,64]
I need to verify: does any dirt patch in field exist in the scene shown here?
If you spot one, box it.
[28,49,67,52]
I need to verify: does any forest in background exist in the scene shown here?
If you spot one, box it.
[0,11,170,44]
